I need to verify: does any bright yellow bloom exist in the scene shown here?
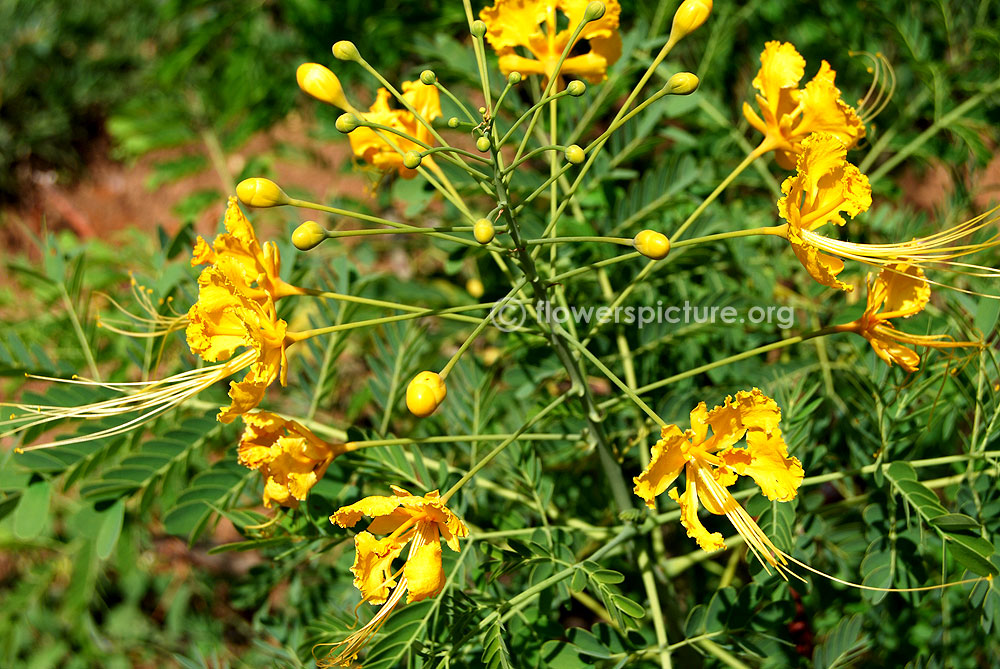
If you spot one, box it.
[776,132,872,291]
[834,264,979,372]
[186,260,290,423]
[633,389,803,575]
[479,0,622,85]
[318,486,468,666]
[347,81,442,179]
[238,411,343,507]
[743,41,865,169]
[192,197,303,300]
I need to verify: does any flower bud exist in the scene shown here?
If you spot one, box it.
[666,72,700,95]
[565,145,585,164]
[566,80,587,97]
[466,278,485,298]
[470,20,488,38]
[473,218,495,244]
[236,178,289,208]
[406,371,447,417]
[420,69,437,85]
[507,72,522,85]
[584,1,606,21]
[448,117,460,128]
[336,113,361,133]
[633,229,671,260]
[296,63,353,111]
[292,221,327,251]
[403,151,423,169]
[332,40,360,61]
[669,0,712,45]
[476,136,491,152]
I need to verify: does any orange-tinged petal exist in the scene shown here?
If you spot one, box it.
[332,495,404,528]
[868,332,922,372]
[632,424,688,507]
[689,402,710,443]
[788,226,853,292]
[669,473,725,552]
[878,264,930,317]
[404,541,445,603]
[351,532,404,605]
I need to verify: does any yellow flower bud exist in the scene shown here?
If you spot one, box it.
[406,371,447,417]
[473,218,495,244]
[566,80,587,97]
[634,229,671,260]
[332,40,360,61]
[336,113,361,133]
[476,136,491,152]
[471,20,488,38]
[666,72,699,95]
[403,151,423,169]
[584,1,606,21]
[296,63,353,112]
[669,0,712,45]
[507,72,522,85]
[420,69,437,85]
[292,221,327,251]
[448,117,461,128]
[565,145,585,164]
[236,178,289,208]
[466,278,485,298]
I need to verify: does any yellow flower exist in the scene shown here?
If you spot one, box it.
[319,486,468,666]
[633,389,803,575]
[776,133,872,291]
[479,0,622,85]
[834,264,979,372]
[743,41,865,169]
[238,411,343,507]
[186,260,290,423]
[192,197,303,300]
[347,81,442,178]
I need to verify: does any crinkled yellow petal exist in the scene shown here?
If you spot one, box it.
[263,477,295,508]
[721,429,803,502]
[331,495,404,528]
[191,236,216,266]
[689,402,709,443]
[794,61,865,150]
[632,424,688,507]
[669,473,725,553]
[878,264,930,317]
[867,333,921,373]
[787,226,853,292]
[752,41,805,117]
[351,531,404,605]
[404,540,445,603]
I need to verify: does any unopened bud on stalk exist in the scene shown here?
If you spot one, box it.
[633,229,671,260]
[403,151,423,169]
[448,117,460,128]
[236,178,289,208]
[406,371,447,417]
[336,113,361,133]
[471,20,488,38]
[292,221,327,251]
[584,1,606,21]
[473,218,495,244]
[668,0,712,45]
[296,63,354,111]
[508,72,522,85]
[565,145,585,164]
[666,72,699,95]
[476,136,491,152]
[332,40,360,61]
[566,80,587,97]
[420,69,437,85]
[466,278,485,298]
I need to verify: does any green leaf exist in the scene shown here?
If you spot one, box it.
[946,539,999,577]
[930,513,982,532]
[610,594,645,620]
[812,614,869,669]
[14,480,51,540]
[95,499,125,560]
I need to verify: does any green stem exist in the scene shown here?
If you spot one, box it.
[440,278,527,378]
